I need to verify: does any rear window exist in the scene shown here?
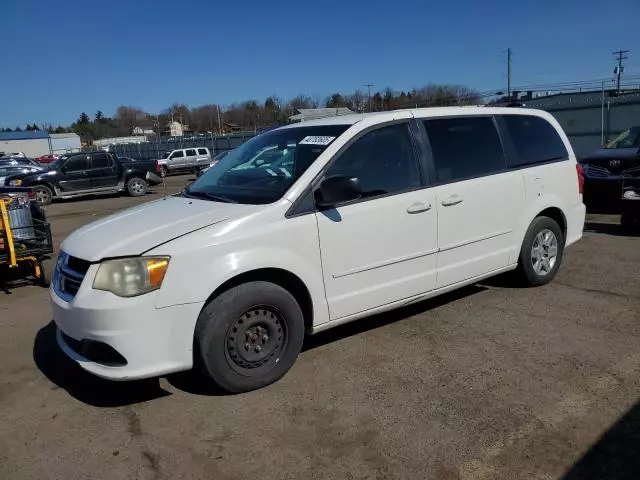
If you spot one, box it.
[501,115,568,167]
[423,117,506,182]
[198,148,208,155]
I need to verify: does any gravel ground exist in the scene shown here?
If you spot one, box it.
[1,175,638,480]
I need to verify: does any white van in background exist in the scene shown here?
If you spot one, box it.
[51,107,585,393]
[157,147,211,176]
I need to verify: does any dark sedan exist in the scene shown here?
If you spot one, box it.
[580,126,640,211]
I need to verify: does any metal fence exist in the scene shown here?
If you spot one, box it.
[91,132,257,160]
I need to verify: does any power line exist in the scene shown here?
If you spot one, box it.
[613,49,630,93]
[507,48,512,98]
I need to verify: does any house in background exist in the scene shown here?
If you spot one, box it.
[223,122,242,134]
[165,121,190,137]
[132,126,155,135]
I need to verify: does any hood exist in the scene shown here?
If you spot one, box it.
[581,148,640,162]
[61,195,258,262]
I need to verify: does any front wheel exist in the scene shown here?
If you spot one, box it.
[126,177,147,197]
[195,281,305,393]
[515,216,565,286]
[33,185,53,205]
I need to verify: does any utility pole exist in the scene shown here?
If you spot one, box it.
[507,48,512,99]
[363,83,374,112]
[613,49,629,93]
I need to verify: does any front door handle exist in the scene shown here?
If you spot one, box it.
[407,201,431,214]
[441,196,463,207]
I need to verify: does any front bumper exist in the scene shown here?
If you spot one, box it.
[51,272,204,380]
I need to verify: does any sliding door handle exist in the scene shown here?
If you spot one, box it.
[406,201,431,214]
[441,196,463,207]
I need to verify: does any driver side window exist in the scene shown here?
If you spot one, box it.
[64,155,89,172]
[170,151,184,159]
[324,123,421,199]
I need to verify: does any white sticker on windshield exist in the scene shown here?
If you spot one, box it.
[299,136,336,146]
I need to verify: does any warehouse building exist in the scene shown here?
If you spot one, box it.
[0,130,80,157]
[0,131,51,157]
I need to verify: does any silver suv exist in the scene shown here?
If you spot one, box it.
[157,147,211,176]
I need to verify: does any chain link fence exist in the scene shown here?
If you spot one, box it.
[88,132,258,160]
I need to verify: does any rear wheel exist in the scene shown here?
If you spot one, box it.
[33,185,53,206]
[160,166,168,178]
[515,216,564,286]
[126,177,147,197]
[195,281,305,393]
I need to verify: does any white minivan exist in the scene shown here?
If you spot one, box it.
[52,107,586,392]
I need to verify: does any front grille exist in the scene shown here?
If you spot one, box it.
[583,164,612,178]
[53,253,90,301]
[67,256,90,275]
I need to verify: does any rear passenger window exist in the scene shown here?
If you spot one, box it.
[501,115,568,167]
[185,149,196,156]
[91,153,112,169]
[198,148,208,155]
[324,123,421,199]
[423,117,506,182]
[64,155,89,172]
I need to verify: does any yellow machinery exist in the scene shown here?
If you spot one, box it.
[0,188,53,287]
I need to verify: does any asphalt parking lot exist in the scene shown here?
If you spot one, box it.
[1,175,638,480]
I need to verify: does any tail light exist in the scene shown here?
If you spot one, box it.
[27,189,36,201]
[155,162,161,174]
[576,164,584,194]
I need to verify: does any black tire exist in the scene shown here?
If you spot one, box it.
[160,166,168,178]
[36,259,51,288]
[195,281,305,393]
[126,177,147,197]
[620,212,638,232]
[515,216,565,287]
[33,185,53,206]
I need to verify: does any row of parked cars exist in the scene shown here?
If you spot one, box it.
[1,152,162,205]
[0,147,234,206]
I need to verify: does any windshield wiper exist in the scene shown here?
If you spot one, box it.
[184,190,237,203]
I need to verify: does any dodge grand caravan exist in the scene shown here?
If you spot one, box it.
[52,107,586,392]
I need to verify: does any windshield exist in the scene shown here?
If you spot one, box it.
[47,157,65,169]
[186,125,350,204]
[605,126,640,149]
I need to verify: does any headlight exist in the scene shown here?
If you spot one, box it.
[623,190,640,200]
[93,257,170,297]
[9,179,22,186]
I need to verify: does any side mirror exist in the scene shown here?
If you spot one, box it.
[314,175,362,208]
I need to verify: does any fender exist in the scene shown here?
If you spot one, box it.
[510,192,566,263]
[155,246,329,326]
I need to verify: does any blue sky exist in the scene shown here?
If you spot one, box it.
[2,0,639,127]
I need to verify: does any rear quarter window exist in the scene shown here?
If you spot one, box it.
[501,115,568,167]
[198,148,208,155]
